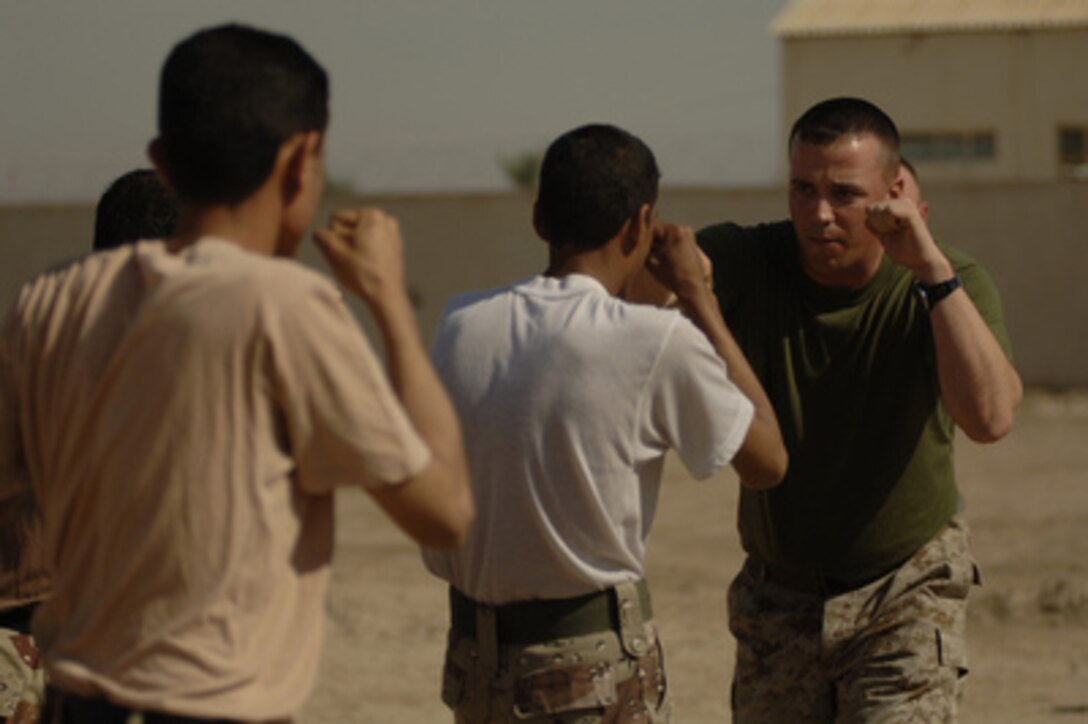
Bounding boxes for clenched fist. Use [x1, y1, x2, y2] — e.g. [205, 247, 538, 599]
[866, 198, 951, 282]
[314, 208, 406, 303]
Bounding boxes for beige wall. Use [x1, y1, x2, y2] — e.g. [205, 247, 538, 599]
[1, 183, 1084, 386]
[780, 29, 1088, 182]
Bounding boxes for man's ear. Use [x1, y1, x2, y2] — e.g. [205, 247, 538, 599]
[621, 203, 654, 255]
[279, 134, 313, 204]
[888, 172, 905, 199]
[637, 203, 654, 237]
[147, 138, 177, 194]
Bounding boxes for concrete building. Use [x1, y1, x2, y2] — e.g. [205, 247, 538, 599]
[772, 0, 1088, 182]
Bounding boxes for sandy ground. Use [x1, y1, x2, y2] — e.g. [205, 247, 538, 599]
[299, 390, 1088, 723]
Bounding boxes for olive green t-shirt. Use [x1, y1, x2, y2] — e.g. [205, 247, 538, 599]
[697, 220, 1013, 584]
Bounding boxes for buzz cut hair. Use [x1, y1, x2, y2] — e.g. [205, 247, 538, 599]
[790, 97, 901, 181]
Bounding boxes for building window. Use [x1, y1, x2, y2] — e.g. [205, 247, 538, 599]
[1058, 127, 1088, 178]
[900, 131, 996, 161]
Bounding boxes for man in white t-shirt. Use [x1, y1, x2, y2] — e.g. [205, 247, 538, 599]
[425, 124, 787, 723]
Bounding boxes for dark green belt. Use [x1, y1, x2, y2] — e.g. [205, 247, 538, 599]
[449, 580, 652, 646]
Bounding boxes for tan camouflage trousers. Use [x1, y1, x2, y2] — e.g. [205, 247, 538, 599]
[0, 629, 44, 724]
[441, 585, 671, 723]
[729, 517, 978, 723]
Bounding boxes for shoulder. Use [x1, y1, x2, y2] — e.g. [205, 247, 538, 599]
[697, 219, 794, 250]
[937, 243, 1002, 301]
[185, 242, 345, 318]
[235, 250, 339, 301]
[435, 283, 520, 338]
[939, 243, 989, 279]
[696, 220, 796, 277]
[7, 245, 139, 324]
[441, 284, 515, 319]
[696, 220, 797, 307]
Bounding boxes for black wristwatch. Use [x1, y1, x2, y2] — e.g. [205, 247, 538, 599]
[914, 275, 962, 311]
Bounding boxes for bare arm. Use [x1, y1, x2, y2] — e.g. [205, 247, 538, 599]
[646, 223, 788, 489]
[314, 209, 473, 548]
[867, 200, 1023, 442]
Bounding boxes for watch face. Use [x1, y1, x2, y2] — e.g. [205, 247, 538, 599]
[914, 283, 929, 304]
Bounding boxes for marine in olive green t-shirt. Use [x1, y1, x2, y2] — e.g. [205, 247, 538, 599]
[697, 220, 1013, 585]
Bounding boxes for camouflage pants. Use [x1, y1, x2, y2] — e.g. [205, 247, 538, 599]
[729, 517, 979, 723]
[0, 628, 45, 724]
[441, 584, 671, 723]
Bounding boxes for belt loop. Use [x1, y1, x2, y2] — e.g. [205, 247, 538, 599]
[475, 604, 499, 674]
[614, 580, 649, 658]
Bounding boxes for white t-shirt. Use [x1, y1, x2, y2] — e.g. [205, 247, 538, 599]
[424, 274, 753, 604]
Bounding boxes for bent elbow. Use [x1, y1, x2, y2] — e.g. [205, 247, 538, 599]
[446, 495, 476, 547]
[426, 479, 474, 548]
[963, 411, 1015, 444]
[740, 450, 789, 491]
[958, 374, 1023, 444]
[961, 394, 1020, 443]
[423, 486, 476, 550]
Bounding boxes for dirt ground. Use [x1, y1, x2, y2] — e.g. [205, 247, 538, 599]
[299, 389, 1088, 723]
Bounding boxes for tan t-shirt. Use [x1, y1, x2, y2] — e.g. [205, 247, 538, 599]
[0, 238, 430, 719]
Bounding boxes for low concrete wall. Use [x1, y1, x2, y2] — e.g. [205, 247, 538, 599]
[1, 182, 1084, 386]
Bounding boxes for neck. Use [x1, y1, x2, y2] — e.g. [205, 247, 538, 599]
[545, 245, 632, 296]
[168, 190, 284, 256]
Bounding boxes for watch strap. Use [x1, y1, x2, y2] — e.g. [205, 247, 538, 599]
[915, 275, 962, 311]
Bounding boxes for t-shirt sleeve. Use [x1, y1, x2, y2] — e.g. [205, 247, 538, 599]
[268, 280, 431, 494]
[647, 318, 755, 480]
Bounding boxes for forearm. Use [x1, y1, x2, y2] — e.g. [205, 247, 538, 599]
[908, 247, 1023, 442]
[678, 286, 787, 488]
[368, 289, 455, 446]
[928, 289, 1022, 442]
[314, 207, 472, 545]
[364, 287, 474, 546]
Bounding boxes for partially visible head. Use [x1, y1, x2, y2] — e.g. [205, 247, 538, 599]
[787, 97, 904, 287]
[93, 169, 179, 251]
[152, 24, 329, 207]
[534, 124, 660, 250]
[898, 157, 929, 220]
[789, 97, 900, 182]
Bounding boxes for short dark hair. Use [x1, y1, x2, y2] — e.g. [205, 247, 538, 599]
[789, 97, 900, 178]
[535, 124, 660, 250]
[157, 24, 328, 205]
[93, 169, 179, 251]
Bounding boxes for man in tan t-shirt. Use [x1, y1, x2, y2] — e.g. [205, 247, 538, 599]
[0, 168, 182, 724]
[0, 23, 472, 723]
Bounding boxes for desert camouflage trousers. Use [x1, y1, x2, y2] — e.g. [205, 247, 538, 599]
[441, 584, 671, 723]
[729, 517, 979, 723]
[0, 628, 45, 724]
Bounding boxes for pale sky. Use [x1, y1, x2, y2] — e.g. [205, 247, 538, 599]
[0, 1, 787, 203]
